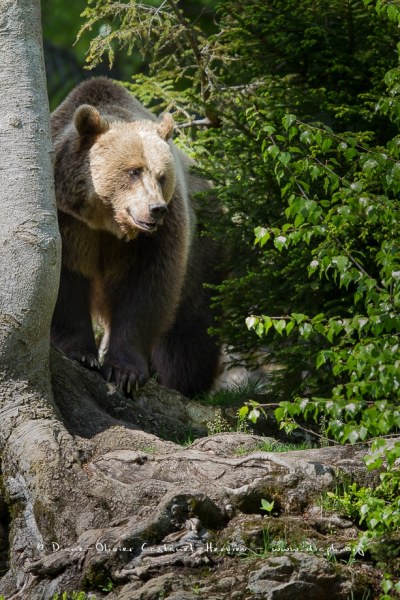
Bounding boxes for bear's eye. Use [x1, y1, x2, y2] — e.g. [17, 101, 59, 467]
[127, 167, 142, 181]
[158, 175, 166, 185]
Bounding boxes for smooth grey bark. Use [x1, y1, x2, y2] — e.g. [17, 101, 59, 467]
[0, 0, 61, 449]
[0, 0, 60, 393]
[0, 0, 70, 594]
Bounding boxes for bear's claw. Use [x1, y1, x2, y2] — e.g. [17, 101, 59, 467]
[101, 360, 148, 396]
[68, 350, 100, 371]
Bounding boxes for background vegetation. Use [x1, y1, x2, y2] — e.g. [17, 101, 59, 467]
[43, 0, 400, 595]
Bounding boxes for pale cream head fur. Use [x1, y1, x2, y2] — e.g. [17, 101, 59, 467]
[73, 105, 176, 240]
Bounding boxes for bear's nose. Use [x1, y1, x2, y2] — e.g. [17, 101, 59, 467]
[149, 203, 168, 221]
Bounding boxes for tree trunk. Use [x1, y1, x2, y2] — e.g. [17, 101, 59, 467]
[0, 0, 71, 594]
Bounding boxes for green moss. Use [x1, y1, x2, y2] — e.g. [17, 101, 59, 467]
[368, 533, 400, 575]
[33, 499, 58, 542]
[82, 564, 114, 592]
[139, 445, 157, 454]
[240, 516, 318, 554]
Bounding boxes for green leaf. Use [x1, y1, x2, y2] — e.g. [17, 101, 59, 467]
[255, 322, 264, 337]
[300, 130, 313, 144]
[332, 256, 349, 273]
[286, 320, 295, 335]
[292, 313, 308, 324]
[248, 408, 260, 423]
[321, 138, 332, 153]
[316, 350, 332, 369]
[262, 316, 273, 335]
[274, 235, 288, 251]
[387, 3, 400, 22]
[246, 316, 258, 330]
[274, 319, 287, 335]
[274, 407, 285, 421]
[368, 518, 379, 530]
[238, 405, 249, 421]
[299, 322, 313, 339]
[260, 499, 275, 513]
[282, 114, 296, 131]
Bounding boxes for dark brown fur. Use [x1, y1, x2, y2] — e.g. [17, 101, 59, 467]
[51, 77, 220, 397]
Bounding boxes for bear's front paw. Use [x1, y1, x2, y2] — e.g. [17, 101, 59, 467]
[67, 350, 100, 371]
[101, 357, 149, 394]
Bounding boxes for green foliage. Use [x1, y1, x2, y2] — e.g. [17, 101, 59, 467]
[246, 106, 400, 443]
[51, 593, 95, 600]
[99, 578, 114, 592]
[238, 399, 264, 425]
[381, 575, 400, 600]
[355, 440, 400, 544]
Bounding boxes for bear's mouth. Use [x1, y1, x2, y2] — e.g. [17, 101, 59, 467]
[133, 219, 158, 232]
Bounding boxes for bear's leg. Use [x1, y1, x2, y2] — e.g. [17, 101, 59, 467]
[51, 268, 99, 369]
[152, 296, 220, 398]
[100, 274, 150, 393]
[152, 235, 222, 398]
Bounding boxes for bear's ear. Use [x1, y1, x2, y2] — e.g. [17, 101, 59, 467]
[157, 113, 174, 140]
[74, 104, 109, 137]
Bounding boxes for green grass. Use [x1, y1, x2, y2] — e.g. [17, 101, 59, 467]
[196, 377, 270, 407]
[233, 438, 314, 456]
[258, 439, 314, 452]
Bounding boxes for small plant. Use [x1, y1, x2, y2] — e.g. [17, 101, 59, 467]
[317, 476, 357, 515]
[192, 583, 202, 595]
[100, 578, 114, 593]
[260, 499, 275, 514]
[206, 409, 231, 435]
[245, 527, 275, 556]
[178, 434, 195, 447]
[206, 405, 259, 436]
[235, 407, 252, 433]
[246, 526, 319, 558]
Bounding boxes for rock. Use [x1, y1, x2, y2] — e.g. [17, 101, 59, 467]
[247, 552, 351, 599]
[166, 593, 200, 600]
[191, 433, 275, 456]
[214, 576, 236, 592]
[111, 573, 176, 600]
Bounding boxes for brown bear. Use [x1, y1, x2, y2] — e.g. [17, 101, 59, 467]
[50, 77, 220, 398]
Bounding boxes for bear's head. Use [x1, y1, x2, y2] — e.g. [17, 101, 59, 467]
[73, 104, 176, 241]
